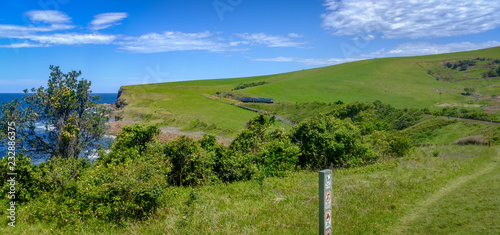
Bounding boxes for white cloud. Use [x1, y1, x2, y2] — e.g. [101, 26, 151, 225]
[235, 33, 306, 47]
[322, 0, 500, 39]
[116, 31, 234, 53]
[352, 34, 375, 41]
[0, 42, 48, 48]
[288, 33, 303, 38]
[90, 13, 128, 30]
[247, 41, 500, 66]
[248, 56, 363, 66]
[22, 33, 117, 45]
[25, 10, 71, 24]
[249, 56, 297, 62]
[0, 24, 75, 37]
[370, 41, 500, 57]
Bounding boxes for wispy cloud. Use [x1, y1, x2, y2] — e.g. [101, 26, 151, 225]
[365, 41, 500, 57]
[288, 33, 303, 38]
[0, 41, 48, 48]
[248, 56, 362, 66]
[352, 34, 375, 41]
[0, 11, 117, 47]
[0, 24, 71, 38]
[116, 31, 235, 53]
[90, 12, 128, 30]
[22, 33, 117, 45]
[248, 41, 500, 66]
[24, 10, 71, 24]
[322, 0, 500, 39]
[235, 32, 307, 47]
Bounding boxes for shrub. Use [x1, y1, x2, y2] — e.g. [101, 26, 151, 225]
[98, 124, 160, 165]
[388, 131, 413, 157]
[0, 153, 40, 203]
[76, 157, 170, 222]
[291, 116, 377, 169]
[229, 114, 276, 154]
[0, 154, 91, 204]
[164, 136, 216, 186]
[22, 156, 170, 226]
[257, 128, 299, 177]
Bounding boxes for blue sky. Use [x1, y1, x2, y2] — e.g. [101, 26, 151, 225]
[1, 0, 499, 93]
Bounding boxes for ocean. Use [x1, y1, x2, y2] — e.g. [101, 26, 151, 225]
[0, 93, 118, 107]
[0, 93, 118, 164]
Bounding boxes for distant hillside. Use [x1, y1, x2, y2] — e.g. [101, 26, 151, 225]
[117, 47, 500, 134]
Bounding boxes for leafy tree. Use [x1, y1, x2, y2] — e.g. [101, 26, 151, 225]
[0, 65, 110, 158]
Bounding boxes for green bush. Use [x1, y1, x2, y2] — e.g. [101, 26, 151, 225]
[164, 136, 217, 186]
[99, 124, 160, 165]
[388, 131, 413, 157]
[0, 153, 40, 203]
[291, 116, 377, 169]
[75, 157, 170, 222]
[0, 154, 91, 204]
[22, 156, 170, 227]
[257, 128, 299, 177]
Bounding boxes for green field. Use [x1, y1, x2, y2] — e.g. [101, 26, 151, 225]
[118, 47, 500, 134]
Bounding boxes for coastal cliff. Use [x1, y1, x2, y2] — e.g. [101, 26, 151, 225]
[114, 86, 127, 109]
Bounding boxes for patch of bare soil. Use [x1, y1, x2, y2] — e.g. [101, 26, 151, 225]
[435, 103, 481, 108]
[105, 120, 135, 136]
[106, 121, 233, 146]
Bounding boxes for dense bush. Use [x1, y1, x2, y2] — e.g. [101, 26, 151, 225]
[229, 114, 299, 179]
[20, 155, 170, 226]
[164, 136, 217, 186]
[0, 153, 40, 203]
[74, 156, 170, 222]
[291, 116, 377, 169]
[98, 123, 160, 165]
[256, 128, 299, 177]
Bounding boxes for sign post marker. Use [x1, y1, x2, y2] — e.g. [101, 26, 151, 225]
[319, 169, 332, 235]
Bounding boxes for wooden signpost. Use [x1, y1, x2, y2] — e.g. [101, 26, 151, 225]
[319, 169, 332, 235]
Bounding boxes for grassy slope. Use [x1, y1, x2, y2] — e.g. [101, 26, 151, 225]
[7, 146, 498, 234]
[400, 149, 500, 234]
[119, 47, 500, 133]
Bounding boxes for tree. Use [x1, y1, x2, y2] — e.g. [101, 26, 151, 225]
[0, 65, 110, 158]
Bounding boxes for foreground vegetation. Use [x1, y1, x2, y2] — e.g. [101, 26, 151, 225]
[2, 98, 500, 233]
[1, 145, 498, 234]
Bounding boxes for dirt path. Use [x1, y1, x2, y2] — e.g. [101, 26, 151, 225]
[391, 148, 499, 234]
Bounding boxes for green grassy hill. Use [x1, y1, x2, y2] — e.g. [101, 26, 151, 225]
[117, 47, 500, 134]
